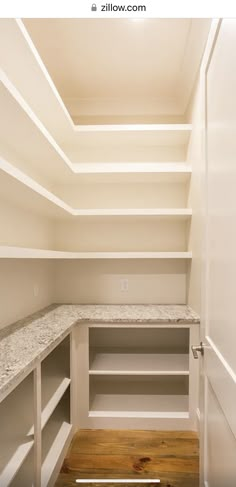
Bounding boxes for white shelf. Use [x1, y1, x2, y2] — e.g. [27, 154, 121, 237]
[71, 162, 192, 180]
[27, 378, 71, 435]
[41, 422, 72, 487]
[0, 381, 71, 485]
[89, 353, 189, 376]
[0, 437, 34, 487]
[69, 208, 192, 218]
[0, 247, 192, 259]
[42, 378, 71, 430]
[89, 394, 189, 418]
[0, 157, 192, 217]
[75, 123, 192, 133]
[0, 75, 192, 179]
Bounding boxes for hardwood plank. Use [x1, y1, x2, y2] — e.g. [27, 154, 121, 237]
[55, 430, 199, 487]
[68, 430, 198, 457]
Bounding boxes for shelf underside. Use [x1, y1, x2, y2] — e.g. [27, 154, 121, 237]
[89, 353, 189, 375]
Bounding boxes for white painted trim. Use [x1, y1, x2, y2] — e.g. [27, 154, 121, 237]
[196, 407, 200, 435]
[205, 336, 236, 438]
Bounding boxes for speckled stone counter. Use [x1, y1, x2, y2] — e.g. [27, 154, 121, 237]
[0, 304, 200, 402]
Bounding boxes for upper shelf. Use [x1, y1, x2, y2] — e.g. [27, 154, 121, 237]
[0, 157, 192, 218]
[0, 247, 192, 260]
[0, 71, 192, 180]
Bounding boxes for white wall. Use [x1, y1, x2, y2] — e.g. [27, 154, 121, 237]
[0, 196, 55, 329]
[0, 259, 54, 329]
[54, 259, 187, 304]
[0, 198, 54, 249]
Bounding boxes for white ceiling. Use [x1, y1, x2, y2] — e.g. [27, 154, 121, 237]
[23, 19, 211, 121]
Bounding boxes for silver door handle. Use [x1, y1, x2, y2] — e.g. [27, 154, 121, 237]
[191, 342, 205, 359]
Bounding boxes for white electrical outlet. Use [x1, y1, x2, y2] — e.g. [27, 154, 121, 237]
[120, 278, 128, 292]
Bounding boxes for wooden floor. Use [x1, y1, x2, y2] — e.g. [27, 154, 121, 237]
[55, 430, 199, 487]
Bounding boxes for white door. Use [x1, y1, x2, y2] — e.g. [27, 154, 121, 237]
[200, 19, 236, 487]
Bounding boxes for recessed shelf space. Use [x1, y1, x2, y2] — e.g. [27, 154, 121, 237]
[41, 389, 72, 487]
[40, 336, 70, 431]
[89, 375, 189, 419]
[0, 372, 34, 487]
[88, 328, 190, 420]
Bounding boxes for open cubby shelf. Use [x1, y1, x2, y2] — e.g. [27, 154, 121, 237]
[89, 394, 189, 419]
[0, 372, 34, 487]
[0, 334, 72, 487]
[84, 327, 193, 425]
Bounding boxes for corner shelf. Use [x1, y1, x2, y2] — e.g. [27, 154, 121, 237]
[0, 247, 192, 259]
[0, 157, 192, 217]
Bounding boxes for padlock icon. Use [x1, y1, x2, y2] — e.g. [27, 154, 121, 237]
[91, 3, 97, 11]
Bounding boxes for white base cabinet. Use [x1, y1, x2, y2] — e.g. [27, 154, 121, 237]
[0, 333, 74, 487]
[76, 323, 199, 431]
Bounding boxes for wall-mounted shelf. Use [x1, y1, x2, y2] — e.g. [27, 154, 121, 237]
[0, 247, 192, 259]
[1, 157, 192, 218]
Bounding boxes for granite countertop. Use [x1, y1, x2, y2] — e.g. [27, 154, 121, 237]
[0, 304, 200, 402]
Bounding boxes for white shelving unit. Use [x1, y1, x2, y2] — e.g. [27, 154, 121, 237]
[0, 372, 34, 487]
[0, 334, 74, 487]
[42, 389, 72, 487]
[77, 324, 199, 430]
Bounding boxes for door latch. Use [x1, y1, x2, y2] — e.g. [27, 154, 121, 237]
[191, 342, 205, 359]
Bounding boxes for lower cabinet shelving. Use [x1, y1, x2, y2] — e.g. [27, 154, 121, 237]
[0, 372, 34, 487]
[89, 375, 189, 419]
[42, 388, 72, 487]
[0, 333, 73, 487]
[11, 449, 34, 487]
[77, 324, 199, 430]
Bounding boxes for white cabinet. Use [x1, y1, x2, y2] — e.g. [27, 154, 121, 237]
[0, 333, 74, 487]
[77, 323, 199, 430]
